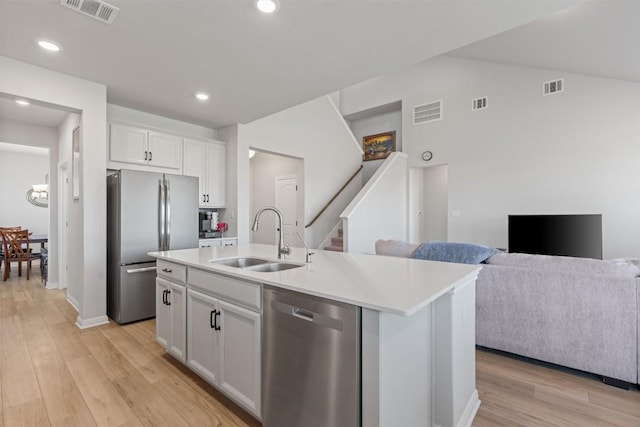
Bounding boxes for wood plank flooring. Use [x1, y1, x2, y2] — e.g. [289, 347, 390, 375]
[1, 270, 639, 426]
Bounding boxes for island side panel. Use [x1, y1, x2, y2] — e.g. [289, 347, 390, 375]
[433, 277, 480, 427]
[362, 305, 432, 426]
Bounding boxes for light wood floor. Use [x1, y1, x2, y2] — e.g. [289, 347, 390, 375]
[1, 269, 639, 426]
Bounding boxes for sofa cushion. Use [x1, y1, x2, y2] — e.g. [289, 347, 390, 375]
[486, 252, 640, 278]
[410, 241, 499, 264]
[375, 239, 419, 258]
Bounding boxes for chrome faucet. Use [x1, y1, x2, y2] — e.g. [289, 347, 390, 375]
[251, 207, 291, 259]
[295, 231, 313, 263]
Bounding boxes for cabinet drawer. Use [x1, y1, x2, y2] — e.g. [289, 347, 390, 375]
[188, 268, 261, 311]
[157, 260, 186, 284]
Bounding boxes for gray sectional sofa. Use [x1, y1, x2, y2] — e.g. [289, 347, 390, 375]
[374, 240, 640, 386]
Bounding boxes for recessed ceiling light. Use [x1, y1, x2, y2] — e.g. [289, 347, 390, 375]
[195, 92, 210, 101]
[256, 0, 279, 14]
[15, 99, 30, 106]
[37, 39, 62, 52]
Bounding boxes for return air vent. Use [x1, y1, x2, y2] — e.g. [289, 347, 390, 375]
[543, 79, 564, 96]
[413, 100, 442, 125]
[472, 97, 488, 111]
[60, 0, 119, 24]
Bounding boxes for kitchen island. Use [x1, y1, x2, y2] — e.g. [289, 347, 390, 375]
[150, 243, 481, 427]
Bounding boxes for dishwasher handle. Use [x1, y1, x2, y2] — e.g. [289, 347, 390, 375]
[271, 300, 343, 331]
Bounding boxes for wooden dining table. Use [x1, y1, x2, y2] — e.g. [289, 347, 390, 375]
[0, 234, 48, 250]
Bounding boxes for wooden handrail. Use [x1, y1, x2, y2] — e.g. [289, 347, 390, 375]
[305, 165, 363, 228]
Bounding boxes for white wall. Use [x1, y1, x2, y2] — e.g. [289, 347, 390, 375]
[342, 153, 408, 254]
[107, 104, 217, 140]
[249, 152, 302, 246]
[347, 110, 402, 183]
[239, 96, 363, 248]
[340, 56, 640, 258]
[0, 143, 49, 235]
[1, 56, 108, 327]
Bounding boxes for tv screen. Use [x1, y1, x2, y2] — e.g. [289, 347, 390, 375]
[508, 214, 602, 259]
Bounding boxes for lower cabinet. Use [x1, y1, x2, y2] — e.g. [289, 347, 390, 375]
[187, 288, 261, 418]
[156, 277, 186, 363]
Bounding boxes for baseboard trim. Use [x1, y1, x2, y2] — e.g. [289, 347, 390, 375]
[457, 389, 481, 427]
[66, 294, 80, 312]
[75, 315, 109, 329]
[46, 281, 59, 290]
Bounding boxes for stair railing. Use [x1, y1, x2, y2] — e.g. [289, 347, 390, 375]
[305, 165, 363, 229]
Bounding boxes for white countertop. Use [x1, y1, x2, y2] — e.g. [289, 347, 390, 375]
[149, 244, 481, 316]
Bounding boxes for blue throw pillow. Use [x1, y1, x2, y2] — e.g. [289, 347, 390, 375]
[410, 241, 499, 264]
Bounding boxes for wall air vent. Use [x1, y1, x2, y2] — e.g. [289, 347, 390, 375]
[413, 100, 442, 125]
[543, 79, 564, 96]
[60, 0, 119, 24]
[472, 97, 488, 111]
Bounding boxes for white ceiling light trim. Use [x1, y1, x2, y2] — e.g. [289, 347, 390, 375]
[256, 0, 280, 14]
[37, 39, 62, 52]
[195, 92, 210, 101]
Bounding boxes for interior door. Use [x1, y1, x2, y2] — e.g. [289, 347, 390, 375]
[275, 175, 298, 247]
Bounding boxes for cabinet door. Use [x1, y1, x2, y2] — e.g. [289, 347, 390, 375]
[110, 123, 147, 165]
[183, 139, 207, 206]
[148, 131, 182, 170]
[155, 278, 171, 349]
[199, 239, 222, 248]
[220, 238, 237, 248]
[187, 289, 220, 386]
[205, 143, 226, 207]
[167, 281, 187, 363]
[218, 299, 261, 417]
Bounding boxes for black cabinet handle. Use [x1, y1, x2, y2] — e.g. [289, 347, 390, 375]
[214, 310, 221, 331]
[206, 194, 209, 203]
[162, 289, 167, 305]
[210, 310, 216, 328]
[203, 194, 206, 203]
[149, 151, 152, 161]
[144, 151, 148, 161]
[166, 289, 171, 306]
[162, 268, 172, 273]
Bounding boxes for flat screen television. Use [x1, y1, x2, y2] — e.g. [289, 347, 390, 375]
[508, 214, 602, 259]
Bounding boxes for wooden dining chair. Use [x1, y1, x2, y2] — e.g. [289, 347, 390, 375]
[1, 229, 31, 281]
[0, 226, 21, 272]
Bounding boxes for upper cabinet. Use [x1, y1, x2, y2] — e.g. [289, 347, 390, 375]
[109, 122, 183, 172]
[183, 138, 226, 208]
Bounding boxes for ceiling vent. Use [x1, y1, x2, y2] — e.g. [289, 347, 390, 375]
[413, 100, 442, 125]
[60, 0, 119, 24]
[543, 79, 564, 96]
[472, 97, 488, 111]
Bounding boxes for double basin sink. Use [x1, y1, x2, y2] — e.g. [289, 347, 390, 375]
[212, 257, 302, 273]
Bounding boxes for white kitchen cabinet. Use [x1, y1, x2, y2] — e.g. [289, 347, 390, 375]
[109, 122, 182, 171]
[199, 239, 222, 248]
[199, 237, 237, 248]
[156, 277, 187, 363]
[183, 138, 225, 207]
[186, 286, 261, 418]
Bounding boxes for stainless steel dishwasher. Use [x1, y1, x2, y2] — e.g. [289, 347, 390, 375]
[262, 285, 361, 427]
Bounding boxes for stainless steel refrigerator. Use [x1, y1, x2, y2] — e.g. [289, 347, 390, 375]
[107, 169, 198, 324]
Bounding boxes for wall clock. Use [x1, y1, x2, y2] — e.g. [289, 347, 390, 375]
[421, 151, 433, 161]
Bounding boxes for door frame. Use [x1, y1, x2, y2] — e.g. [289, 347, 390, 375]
[57, 160, 70, 290]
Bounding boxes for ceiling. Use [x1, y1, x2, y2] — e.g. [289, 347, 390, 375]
[0, 95, 69, 128]
[0, 0, 581, 130]
[447, 0, 640, 83]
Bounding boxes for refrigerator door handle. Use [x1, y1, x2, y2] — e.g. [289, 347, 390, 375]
[126, 266, 157, 274]
[158, 179, 166, 250]
[165, 179, 171, 249]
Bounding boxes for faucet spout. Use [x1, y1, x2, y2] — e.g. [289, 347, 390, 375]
[251, 207, 290, 259]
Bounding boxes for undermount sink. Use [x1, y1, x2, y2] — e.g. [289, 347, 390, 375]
[212, 257, 303, 272]
[243, 262, 302, 272]
[212, 257, 270, 268]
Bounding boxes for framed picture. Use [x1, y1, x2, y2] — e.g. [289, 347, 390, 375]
[72, 126, 80, 200]
[362, 131, 396, 162]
